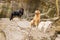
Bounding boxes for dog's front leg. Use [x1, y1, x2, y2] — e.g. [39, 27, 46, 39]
[44, 27, 47, 33]
[35, 22, 38, 28]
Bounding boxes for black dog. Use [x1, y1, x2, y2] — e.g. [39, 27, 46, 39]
[10, 8, 24, 20]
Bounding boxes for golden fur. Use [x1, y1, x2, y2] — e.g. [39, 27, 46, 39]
[30, 10, 40, 27]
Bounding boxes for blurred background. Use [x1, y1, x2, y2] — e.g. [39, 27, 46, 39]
[0, 0, 59, 18]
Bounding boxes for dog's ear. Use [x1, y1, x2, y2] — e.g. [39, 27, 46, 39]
[19, 8, 24, 12]
[21, 8, 24, 11]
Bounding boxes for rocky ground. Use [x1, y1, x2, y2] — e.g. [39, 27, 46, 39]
[0, 18, 60, 40]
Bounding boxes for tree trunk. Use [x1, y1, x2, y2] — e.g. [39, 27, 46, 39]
[56, 0, 59, 17]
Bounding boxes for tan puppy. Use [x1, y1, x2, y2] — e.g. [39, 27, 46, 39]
[30, 10, 40, 27]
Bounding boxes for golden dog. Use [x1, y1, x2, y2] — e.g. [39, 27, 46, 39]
[30, 10, 40, 27]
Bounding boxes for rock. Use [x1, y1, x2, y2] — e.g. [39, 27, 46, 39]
[0, 30, 6, 40]
[0, 18, 29, 40]
[55, 34, 60, 40]
[17, 21, 31, 29]
[0, 18, 57, 40]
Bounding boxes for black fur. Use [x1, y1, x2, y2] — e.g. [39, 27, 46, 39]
[10, 8, 24, 20]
